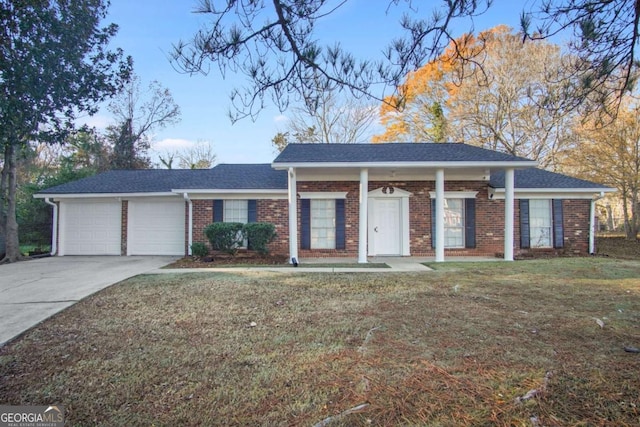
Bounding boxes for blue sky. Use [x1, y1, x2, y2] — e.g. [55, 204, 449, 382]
[91, 0, 525, 165]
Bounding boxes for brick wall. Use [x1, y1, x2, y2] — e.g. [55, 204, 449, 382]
[258, 199, 289, 254]
[294, 181, 593, 257]
[192, 200, 213, 247]
[561, 199, 590, 254]
[186, 188, 593, 258]
[297, 181, 359, 257]
[190, 198, 289, 255]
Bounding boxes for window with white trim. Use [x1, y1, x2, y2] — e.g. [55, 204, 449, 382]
[310, 199, 336, 249]
[529, 199, 552, 248]
[224, 199, 248, 247]
[224, 200, 248, 223]
[444, 198, 465, 248]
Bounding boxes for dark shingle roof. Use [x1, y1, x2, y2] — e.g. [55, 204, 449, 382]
[490, 168, 612, 190]
[175, 164, 287, 190]
[37, 164, 288, 195]
[273, 142, 534, 164]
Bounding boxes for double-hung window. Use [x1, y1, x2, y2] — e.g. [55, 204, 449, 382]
[223, 199, 248, 247]
[528, 199, 552, 248]
[430, 192, 477, 250]
[443, 198, 465, 248]
[310, 199, 336, 249]
[224, 200, 248, 224]
[300, 192, 346, 251]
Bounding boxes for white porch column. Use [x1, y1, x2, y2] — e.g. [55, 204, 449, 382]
[358, 168, 368, 263]
[504, 168, 515, 261]
[288, 167, 298, 263]
[435, 168, 445, 262]
[589, 198, 596, 254]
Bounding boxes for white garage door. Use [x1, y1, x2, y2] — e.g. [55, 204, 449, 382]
[59, 200, 121, 255]
[128, 199, 185, 255]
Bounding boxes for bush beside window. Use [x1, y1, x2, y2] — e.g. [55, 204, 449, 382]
[244, 222, 277, 255]
[190, 242, 209, 258]
[203, 222, 277, 256]
[204, 222, 245, 255]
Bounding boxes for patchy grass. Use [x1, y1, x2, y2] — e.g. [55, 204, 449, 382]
[297, 263, 390, 268]
[1, 259, 640, 426]
[597, 236, 640, 259]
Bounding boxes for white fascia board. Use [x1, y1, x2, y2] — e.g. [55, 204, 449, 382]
[272, 160, 537, 169]
[299, 191, 348, 199]
[429, 191, 479, 199]
[489, 187, 615, 200]
[172, 189, 287, 194]
[173, 189, 288, 200]
[33, 192, 177, 199]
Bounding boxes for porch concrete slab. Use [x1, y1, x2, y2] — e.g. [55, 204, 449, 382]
[0, 256, 176, 346]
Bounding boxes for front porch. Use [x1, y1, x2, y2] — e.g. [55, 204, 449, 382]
[283, 167, 521, 264]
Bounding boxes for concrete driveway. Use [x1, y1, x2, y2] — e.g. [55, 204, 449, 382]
[0, 256, 175, 346]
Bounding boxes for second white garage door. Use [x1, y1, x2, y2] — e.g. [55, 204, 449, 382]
[127, 199, 185, 255]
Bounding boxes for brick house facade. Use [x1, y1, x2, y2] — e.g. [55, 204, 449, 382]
[36, 143, 612, 260]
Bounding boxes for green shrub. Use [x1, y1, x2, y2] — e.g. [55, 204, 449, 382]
[190, 242, 209, 258]
[204, 222, 245, 255]
[244, 222, 277, 255]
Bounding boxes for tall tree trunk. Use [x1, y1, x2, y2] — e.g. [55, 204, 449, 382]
[631, 191, 640, 240]
[0, 144, 7, 251]
[1, 143, 21, 263]
[622, 192, 631, 238]
[605, 203, 615, 231]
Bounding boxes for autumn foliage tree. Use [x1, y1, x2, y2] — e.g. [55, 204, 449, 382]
[373, 53, 455, 143]
[565, 99, 640, 240]
[375, 26, 577, 171]
[172, 1, 639, 122]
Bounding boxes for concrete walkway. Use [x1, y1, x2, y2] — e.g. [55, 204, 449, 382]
[152, 256, 499, 274]
[0, 256, 176, 346]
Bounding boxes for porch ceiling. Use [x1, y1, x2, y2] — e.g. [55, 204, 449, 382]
[293, 166, 492, 182]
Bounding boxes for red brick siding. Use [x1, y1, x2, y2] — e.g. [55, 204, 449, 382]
[257, 199, 289, 254]
[192, 200, 213, 247]
[189, 199, 289, 255]
[185, 188, 593, 258]
[297, 181, 359, 257]
[560, 199, 590, 254]
[294, 181, 593, 257]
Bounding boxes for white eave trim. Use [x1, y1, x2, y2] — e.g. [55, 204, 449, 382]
[429, 191, 479, 199]
[299, 191, 348, 199]
[33, 192, 178, 199]
[272, 160, 537, 169]
[173, 189, 288, 200]
[489, 187, 615, 200]
[171, 189, 287, 194]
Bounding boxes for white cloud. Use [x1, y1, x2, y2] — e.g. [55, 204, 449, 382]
[76, 114, 111, 130]
[273, 114, 289, 123]
[153, 138, 195, 151]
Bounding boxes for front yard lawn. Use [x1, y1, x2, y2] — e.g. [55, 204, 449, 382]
[1, 258, 639, 426]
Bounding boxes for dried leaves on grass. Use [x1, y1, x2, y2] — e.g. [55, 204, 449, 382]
[1, 259, 640, 426]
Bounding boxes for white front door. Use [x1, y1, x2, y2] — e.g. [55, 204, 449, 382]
[371, 198, 401, 255]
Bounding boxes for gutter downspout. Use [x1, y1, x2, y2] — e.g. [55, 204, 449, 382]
[44, 198, 58, 255]
[590, 191, 605, 254]
[183, 193, 193, 256]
